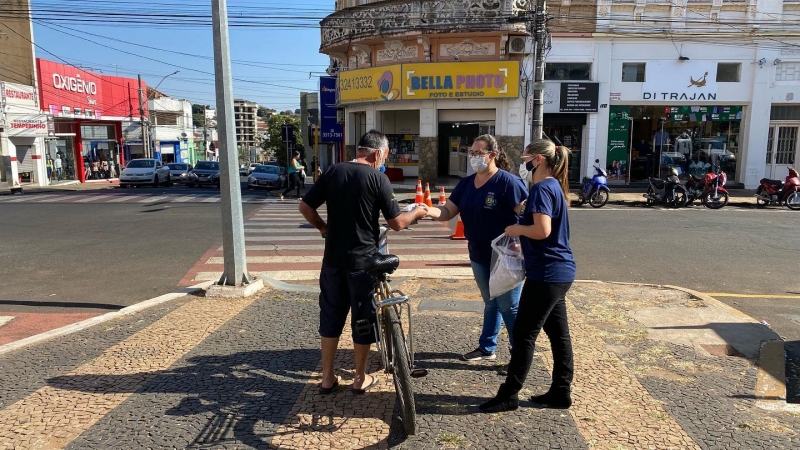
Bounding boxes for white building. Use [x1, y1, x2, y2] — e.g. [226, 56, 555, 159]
[0, 81, 48, 189]
[149, 96, 194, 164]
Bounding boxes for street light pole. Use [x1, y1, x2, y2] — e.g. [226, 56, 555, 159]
[211, 0, 251, 287]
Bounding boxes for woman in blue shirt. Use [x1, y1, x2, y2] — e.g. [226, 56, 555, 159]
[425, 135, 528, 362]
[479, 139, 576, 413]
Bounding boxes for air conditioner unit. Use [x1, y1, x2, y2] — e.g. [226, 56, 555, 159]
[508, 36, 533, 54]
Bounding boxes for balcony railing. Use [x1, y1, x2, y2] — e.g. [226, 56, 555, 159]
[321, 0, 532, 50]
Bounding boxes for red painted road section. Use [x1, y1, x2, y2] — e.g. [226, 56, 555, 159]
[0, 312, 103, 346]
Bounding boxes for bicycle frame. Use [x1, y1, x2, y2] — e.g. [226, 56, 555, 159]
[372, 282, 414, 371]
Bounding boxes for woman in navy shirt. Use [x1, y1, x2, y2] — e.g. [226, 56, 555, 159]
[425, 135, 528, 362]
[479, 139, 576, 413]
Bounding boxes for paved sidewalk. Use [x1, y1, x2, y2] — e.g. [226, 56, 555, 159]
[0, 279, 797, 449]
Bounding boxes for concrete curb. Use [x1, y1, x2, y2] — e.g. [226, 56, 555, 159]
[575, 279, 793, 407]
[0, 281, 213, 357]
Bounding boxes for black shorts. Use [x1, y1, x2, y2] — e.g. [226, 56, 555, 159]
[318, 264, 377, 345]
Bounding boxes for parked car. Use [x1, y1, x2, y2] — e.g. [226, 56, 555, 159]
[189, 161, 221, 188]
[247, 164, 285, 190]
[120, 158, 171, 188]
[168, 163, 193, 185]
[239, 165, 249, 177]
[264, 161, 288, 188]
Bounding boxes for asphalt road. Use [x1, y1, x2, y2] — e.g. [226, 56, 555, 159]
[1, 187, 798, 340]
[0, 186, 260, 314]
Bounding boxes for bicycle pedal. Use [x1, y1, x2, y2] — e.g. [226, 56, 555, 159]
[410, 368, 428, 378]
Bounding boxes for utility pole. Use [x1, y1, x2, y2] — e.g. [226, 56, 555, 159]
[211, 0, 252, 287]
[203, 106, 208, 161]
[531, 0, 547, 141]
[138, 74, 149, 158]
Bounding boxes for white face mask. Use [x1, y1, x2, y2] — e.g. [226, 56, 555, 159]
[519, 163, 532, 182]
[470, 156, 489, 173]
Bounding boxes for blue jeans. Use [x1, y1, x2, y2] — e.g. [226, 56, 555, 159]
[471, 261, 521, 354]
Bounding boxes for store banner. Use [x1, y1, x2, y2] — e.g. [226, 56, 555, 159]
[338, 65, 402, 105]
[642, 61, 718, 101]
[6, 114, 48, 137]
[403, 61, 519, 100]
[607, 106, 631, 169]
[36, 58, 146, 120]
[319, 76, 343, 142]
[663, 105, 743, 122]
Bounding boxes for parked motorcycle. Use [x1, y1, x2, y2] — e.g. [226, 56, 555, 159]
[578, 161, 611, 208]
[685, 168, 729, 209]
[755, 168, 800, 210]
[644, 168, 687, 207]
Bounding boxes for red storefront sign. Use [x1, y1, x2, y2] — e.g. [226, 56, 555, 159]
[36, 58, 147, 120]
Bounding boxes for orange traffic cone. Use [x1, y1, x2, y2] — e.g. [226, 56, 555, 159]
[438, 187, 446, 206]
[450, 214, 466, 240]
[414, 179, 423, 204]
[423, 182, 433, 207]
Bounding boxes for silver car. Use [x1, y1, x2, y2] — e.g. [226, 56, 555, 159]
[120, 158, 172, 188]
[167, 163, 193, 185]
[247, 164, 285, 190]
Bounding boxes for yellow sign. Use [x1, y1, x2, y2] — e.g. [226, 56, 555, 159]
[402, 61, 520, 100]
[337, 65, 402, 105]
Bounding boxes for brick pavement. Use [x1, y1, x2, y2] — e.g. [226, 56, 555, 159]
[0, 280, 796, 448]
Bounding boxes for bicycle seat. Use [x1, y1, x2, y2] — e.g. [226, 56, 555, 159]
[365, 253, 400, 275]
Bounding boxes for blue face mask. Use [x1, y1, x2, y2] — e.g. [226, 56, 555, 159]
[379, 164, 386, 173]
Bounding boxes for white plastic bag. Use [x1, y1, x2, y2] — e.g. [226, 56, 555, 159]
[489, 235, 525, 298]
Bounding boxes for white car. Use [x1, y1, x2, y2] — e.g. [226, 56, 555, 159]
[119, 158, 172, 188]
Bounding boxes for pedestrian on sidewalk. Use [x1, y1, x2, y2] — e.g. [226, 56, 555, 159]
[479, 139, 576, 413]
[280, 151, 304, 201]
[299, 129, 427, 394]
[424, 134, 528, 362]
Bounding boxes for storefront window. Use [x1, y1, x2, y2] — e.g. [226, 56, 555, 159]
[50, 139, 77, 181]
[716, 63, 741, 83]
[609, 105, 744, 183]
[545, 63, 591, 81]
[622, 63, 646, 82]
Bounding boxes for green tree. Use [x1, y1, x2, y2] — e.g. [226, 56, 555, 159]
[191, 103, 210, 128]
[267, 114, 303, 168]
[257, 106, 276, 119]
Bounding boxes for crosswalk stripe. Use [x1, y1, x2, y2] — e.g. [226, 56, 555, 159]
[171, 195, 197, 203]
[193, 268, 474, 281]
[0, 316, 13, 327]
[139, 195, 171, 203]
[201, 196, 221, 203]
[228, 243, 467, 251]
[206, 253, 469, 264]
[74, 194, 117, 203]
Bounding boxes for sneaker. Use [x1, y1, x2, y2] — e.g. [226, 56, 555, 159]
[529, 390, 572, 409]
[479, 394, 519, 413]
[462, 348, 496, 361]
[496, 364, 509, 376]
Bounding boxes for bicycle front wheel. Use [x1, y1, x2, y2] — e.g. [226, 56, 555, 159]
[385, 306, 417, 435]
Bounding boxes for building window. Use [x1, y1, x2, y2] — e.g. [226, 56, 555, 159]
[622, 63, 645, 82]
[771, 105, 800, 121]
[716, 63, 741, 82]
[776, 126, 798, 165]
[766, 126, 774, 164]
[545, 63, 591, 81]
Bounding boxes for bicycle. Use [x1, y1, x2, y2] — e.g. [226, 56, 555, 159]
[362, 227, 427, 435]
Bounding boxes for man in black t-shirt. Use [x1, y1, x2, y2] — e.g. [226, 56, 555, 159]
[300, 129, 426, 394]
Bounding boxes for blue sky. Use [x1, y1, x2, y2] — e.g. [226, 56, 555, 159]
[30, 0, 334, 111]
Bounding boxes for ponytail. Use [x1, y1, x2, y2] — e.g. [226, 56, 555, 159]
[553, 146, 570, 198]
[495, 146, 511, 172]
[524, 140, 571, 200]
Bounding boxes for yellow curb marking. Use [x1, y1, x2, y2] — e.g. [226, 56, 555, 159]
[704, 293, 800, 299]
[0, 295, 256, 450]
[536, 300, 701, 450]
[271, 316, 395, 450]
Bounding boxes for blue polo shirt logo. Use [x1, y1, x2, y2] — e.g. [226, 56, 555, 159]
[484, 192, 497, 209]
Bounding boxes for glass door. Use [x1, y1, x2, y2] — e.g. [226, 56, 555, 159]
[765, 125, 799, 179]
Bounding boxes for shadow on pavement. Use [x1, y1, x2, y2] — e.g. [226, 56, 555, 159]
[46, 348, 463, 449]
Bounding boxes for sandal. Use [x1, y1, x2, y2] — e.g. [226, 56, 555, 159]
[319, 377, 340, 395]
[352, 374, 378, 395]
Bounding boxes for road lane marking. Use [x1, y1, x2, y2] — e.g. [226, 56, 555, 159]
[0, 317, 13, 328]
[74, 195, 117, 203]
[205, 253, 470, 264]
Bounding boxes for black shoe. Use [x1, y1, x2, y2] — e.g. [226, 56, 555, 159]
[529, 390, 572, 409]
[478, 394, 519, 413]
